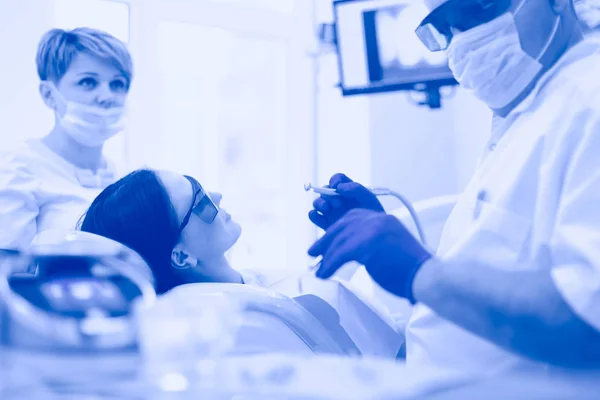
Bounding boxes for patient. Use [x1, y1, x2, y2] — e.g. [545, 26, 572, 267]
[81, 168, 404, 357]
[80, 168, 247, 294]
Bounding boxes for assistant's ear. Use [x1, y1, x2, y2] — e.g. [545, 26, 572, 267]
[39, 81, 57, 111]
[171, 247, 198, 270]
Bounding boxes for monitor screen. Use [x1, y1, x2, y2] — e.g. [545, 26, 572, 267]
[334, 0, 457, 96]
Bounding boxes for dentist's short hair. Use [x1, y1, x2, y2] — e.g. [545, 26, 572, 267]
[36, 27, 133, 87]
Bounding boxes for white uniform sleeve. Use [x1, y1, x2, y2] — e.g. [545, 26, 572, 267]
[550, 111, 600, 331]
[0, 151, 40, 249]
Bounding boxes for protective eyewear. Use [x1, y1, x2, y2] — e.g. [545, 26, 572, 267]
[415, 0, 512, 51]
[180, 175, 219, 229]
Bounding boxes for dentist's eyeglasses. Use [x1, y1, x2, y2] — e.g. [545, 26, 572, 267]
[415, 0, 511, 51]
[180, 175, 219, 230]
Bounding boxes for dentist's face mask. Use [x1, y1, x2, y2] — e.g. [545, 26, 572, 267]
[445, 3, 560, 109]
[46, 82, 127, 147]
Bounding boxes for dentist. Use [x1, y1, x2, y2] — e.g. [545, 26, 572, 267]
[309, 0, 600, 378]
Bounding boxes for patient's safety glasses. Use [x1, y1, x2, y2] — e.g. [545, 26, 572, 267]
[415, 0, 511, 51]
[180, 175, 219, 229]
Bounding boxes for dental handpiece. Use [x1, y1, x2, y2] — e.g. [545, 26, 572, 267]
[303, 183, 339, 196]
[304, 182, 389, 196]
[304, 182, 429, 247]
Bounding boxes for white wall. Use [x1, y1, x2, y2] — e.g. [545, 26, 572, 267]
[315, 54, 372, 186]
[369, 92, 458, 207]
[0, 0, 55, 150]
[314, 3, 372, 188]
[369, 88, 492, 210]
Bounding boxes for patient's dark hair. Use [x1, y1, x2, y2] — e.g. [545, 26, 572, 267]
[80, 169, 183, 294]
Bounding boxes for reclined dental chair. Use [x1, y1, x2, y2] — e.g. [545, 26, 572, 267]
[10, 230, 353, 356]
[161, 283, 357, 356]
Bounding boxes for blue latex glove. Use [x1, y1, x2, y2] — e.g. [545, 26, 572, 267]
[308, 173, 384, 230]
[308, 209, 432, 303]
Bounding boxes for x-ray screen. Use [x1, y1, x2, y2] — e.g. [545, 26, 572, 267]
[334, 0, 456, 96]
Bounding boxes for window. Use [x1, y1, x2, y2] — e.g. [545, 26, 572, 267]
[124, 0, 315, 272]
[157, 22, 291, 271]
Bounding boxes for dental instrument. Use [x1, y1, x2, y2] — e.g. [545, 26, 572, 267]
[304, 182, 428, 247]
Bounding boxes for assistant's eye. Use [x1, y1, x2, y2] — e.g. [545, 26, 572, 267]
[110, 79, 128, 93]
[78, 77, 98, 90]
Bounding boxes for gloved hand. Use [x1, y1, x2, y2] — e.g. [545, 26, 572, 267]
[308, 209, 432, 303]
[308, 173, 384, 230]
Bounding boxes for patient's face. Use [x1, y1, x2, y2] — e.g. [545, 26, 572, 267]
[157, 171, 242, 263]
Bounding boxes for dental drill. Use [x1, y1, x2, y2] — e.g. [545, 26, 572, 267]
[300, 182, 427, 291]
[304, 182, 428, 247]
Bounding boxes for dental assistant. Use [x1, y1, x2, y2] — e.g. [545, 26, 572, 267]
[309, 0, 600, 378]
[0, 27, 132, 252]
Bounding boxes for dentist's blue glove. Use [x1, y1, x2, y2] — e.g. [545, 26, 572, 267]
[308, 209, 431, 303]
[308, 173, 384, 230]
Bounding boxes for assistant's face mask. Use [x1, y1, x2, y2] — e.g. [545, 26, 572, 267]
[46, 82, 126, 148]
[446, 5, 560, 110]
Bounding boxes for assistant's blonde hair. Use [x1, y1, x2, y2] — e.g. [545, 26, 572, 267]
[36, 27, 133, 87]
